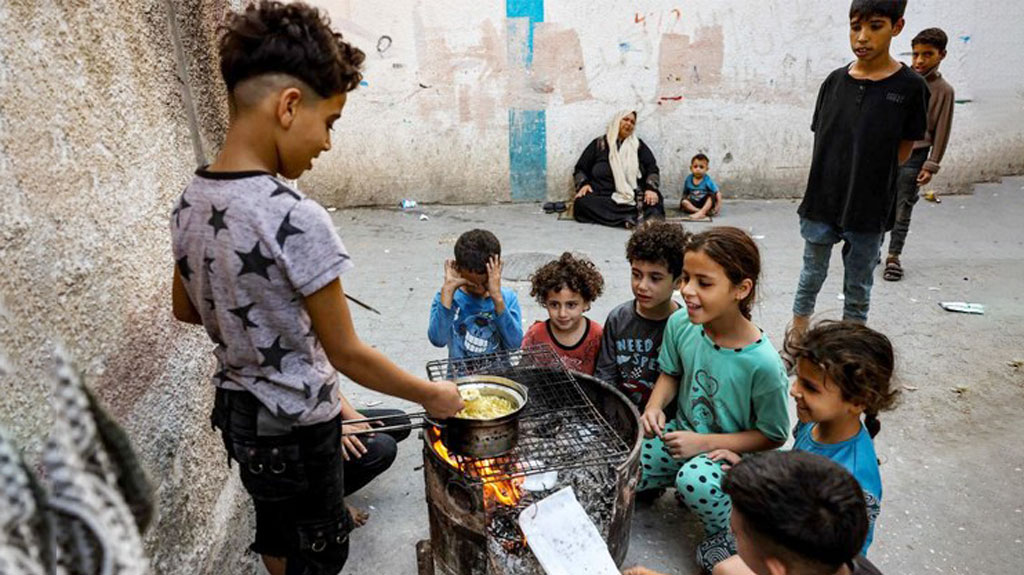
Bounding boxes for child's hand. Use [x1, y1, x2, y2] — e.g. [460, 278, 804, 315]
[443, 259, 468, 290]
[643, 190, 659, 206]
[640, 408, 666, 439]
[575, 184, 593, 198]
[663, 430, 708, 460]
[486, 255, 504, 300]
[423, 380, 465, 419]
[341, 423, 372, 461]
[916, 169, 933, 185]
[708, 448, 742, 470]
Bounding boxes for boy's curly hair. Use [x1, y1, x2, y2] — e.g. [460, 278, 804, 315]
[219, 1, 365, 98]
[785, 321, 900, 438]
[529, 253, 605, 305]
[626, 221, 689, 278]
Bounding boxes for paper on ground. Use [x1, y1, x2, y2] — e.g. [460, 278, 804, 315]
[518, 487, 619, 575]
[939, 302, 985, 315]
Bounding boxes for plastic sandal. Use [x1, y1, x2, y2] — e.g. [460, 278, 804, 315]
[883, 259, 903, 282]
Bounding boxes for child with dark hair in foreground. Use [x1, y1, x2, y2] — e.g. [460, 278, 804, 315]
[428, 229, 524, 359]
[524, 252, 605, 374]
[170, 3, 462, 574]
[625, 451, 883, 575]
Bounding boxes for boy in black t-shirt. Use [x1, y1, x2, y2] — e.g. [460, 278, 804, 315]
[791, 0, 928, 335]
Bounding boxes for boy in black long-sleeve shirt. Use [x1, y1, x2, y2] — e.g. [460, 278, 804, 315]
[791, 0, 928, 335]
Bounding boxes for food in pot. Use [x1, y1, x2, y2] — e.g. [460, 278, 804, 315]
[455, 388, 516, 420]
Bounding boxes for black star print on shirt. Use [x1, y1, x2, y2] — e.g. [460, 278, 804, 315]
[316, 381, 335, 407]
[258, 336, 293, 372]
[213, 368, 233, 385]
[172, 195, 191, 227]
[275, 212, 305, 248]
[208, 205, 229, 237]
[271, 183, 301, 201]
[236, 242, 276, 280]
[303, 382, 314, 399]
[203, 251, 215, 274]
[177, 255, 193, 281]
[276, 404, 304, 422]
[205, 297, 216, 310]
[228, 302, 259, 330]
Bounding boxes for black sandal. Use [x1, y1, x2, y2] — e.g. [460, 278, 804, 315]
[883, 258, 903, 281]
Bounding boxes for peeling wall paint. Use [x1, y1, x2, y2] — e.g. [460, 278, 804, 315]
[306, 0, 1024, 206]
[0, 1, 255, 573]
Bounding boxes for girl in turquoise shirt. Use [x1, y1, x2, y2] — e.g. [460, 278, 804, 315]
[638, 228, 790, 541]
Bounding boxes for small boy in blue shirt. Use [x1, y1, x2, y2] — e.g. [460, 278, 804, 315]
[428, 229, 523, 359]
[679, 153, 721, 218]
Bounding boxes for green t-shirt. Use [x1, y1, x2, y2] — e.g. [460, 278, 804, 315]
[658, 313, 790, 442]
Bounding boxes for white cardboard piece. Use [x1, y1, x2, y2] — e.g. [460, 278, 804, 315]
[518, 487, 619, 575]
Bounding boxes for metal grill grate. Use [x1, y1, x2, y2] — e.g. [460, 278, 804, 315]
[425, 346, 632, 483]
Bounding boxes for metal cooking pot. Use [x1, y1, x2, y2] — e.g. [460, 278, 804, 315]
[440, 375, 529, 459]
[341, 375, 528, 459]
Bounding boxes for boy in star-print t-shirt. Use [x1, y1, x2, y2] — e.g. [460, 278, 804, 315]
[173, 171, 352, 424]
[170, 4, 461, 573]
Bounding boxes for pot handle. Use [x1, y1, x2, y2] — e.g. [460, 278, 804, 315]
[423, 416, 447, 429]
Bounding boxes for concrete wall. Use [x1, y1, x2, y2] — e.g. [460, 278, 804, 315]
[304, 0, 1024, 206]
[0, 0, 255, 573]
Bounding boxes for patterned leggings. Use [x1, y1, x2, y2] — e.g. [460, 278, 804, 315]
[637, 419, 731, 535]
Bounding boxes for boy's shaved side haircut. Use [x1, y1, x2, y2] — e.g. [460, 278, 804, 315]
[724, 451, 870, 573]
[219, 1, 365, 101]
[912, 27, 949, 51]
[626, 220, 689, 278]
[849, 0, 907, 24]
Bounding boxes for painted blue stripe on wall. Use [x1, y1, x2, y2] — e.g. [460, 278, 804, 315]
[506, 0, 546, 202]
[508, 109, 547, 202]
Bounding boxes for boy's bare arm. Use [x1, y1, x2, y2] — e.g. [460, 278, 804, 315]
[171, 267, 202, 325]
[640, 373, 680, 438]
[897, 140, 915, 165]
[623, 567, 670, 575]
[697, 429, 784, 454]
[305, 278, 463, 418]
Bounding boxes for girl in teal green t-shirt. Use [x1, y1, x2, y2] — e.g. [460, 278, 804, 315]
[637, 227, 790, 539]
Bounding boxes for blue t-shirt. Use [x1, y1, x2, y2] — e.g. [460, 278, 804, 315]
[428, 287, 523, 359]
[793, 421, 882, 555]
[683, 174, 720, 202]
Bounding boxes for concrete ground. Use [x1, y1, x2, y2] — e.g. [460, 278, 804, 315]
[319, 177, 1024, 575]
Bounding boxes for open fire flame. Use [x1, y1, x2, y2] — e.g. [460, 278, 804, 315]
[430, 429, 524, 508]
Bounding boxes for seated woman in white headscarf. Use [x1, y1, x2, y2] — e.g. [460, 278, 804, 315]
[572, 110, 664, 227]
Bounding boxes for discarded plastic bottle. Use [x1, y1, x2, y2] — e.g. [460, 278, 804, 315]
[400, 199, 417, 209]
